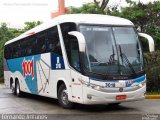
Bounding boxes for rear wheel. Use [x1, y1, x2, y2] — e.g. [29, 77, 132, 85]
[11, 81, 16, 95]
[58, 84, 74, 109]
[15, 80, 22, 97]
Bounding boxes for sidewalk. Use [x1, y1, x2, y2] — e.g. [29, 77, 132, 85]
[0, 83, 4, 88]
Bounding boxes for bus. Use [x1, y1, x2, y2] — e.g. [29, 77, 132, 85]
[4, 14, 154, 108]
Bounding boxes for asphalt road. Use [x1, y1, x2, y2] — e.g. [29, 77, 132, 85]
[0, 84, 160, 120]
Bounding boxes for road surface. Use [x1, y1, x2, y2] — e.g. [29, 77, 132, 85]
[0, 84, 159, 120]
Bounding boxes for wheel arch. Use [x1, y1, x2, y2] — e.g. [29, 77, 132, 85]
[56, 78, 70, 98]
[57, 80, 65, 97]
[15, 77, 20, 89]
[15, 77, 19, 83]
[10, 77, 14, 88]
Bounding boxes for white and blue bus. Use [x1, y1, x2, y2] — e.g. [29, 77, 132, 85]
[4, 14, 154, 108]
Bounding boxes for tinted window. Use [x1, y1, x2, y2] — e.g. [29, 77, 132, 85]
[47, 27, 62, 55]
[4, 26, 61, 59]
[37, 32, 46, 54]
[60, 23, 80, 70]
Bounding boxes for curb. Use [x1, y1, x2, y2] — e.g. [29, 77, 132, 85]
[145, 95, 160, 99]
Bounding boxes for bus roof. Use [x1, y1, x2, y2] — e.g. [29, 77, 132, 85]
[5, 14, 134, 45]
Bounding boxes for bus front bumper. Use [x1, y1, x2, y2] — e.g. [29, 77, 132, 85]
[82, 85, 146, 105]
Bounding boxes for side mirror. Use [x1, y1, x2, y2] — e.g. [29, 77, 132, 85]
[138, 33, 155, 52]
[68, 31, 86, 52]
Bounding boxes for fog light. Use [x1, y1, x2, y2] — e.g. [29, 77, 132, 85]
[87, 94, 92, 100]
[138, 83, 143, 87]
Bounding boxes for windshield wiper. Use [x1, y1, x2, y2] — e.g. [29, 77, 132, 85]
[105, 45, 117, 79]
[119, 45, 136, 74]
[108, 45, 115, 65]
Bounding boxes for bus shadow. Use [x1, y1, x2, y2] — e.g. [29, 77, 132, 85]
[75, 104, 137, 113]
[19, 92, 137, 113]
[21, 92, 59, 106]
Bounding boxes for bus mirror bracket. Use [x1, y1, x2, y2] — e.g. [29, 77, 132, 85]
[138, 33, 155, 52]
[68, 31, 86, 52]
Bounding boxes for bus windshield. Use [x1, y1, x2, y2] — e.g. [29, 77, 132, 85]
[79, 25, 143, 76]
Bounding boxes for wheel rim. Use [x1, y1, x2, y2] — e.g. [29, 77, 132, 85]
[16, 82, 20, 95]
[11, 84, 14, 93]
[61, 89, 69, 105]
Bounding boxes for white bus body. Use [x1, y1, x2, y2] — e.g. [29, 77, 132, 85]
[4, 14, 154, 108]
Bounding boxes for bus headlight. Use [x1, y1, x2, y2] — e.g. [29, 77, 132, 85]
[79, 79, 89, 86]
[138, 81, 146, 87]
[90, 84, 104, 91]
[138, 83, 143, 87]
[79, 79, 104, 91]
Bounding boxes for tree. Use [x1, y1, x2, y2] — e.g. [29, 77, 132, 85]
[68, 3, 105, 14]
[0, 21, 42, 82]
[94, 0, 109, 11]
[68, 0, 115, 14]
[0, 23, 18, 81]
[109, 1, 160, 49]
[24, 21, 42, 31]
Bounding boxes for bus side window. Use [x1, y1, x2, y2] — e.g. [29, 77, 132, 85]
[47, 29, 55, 52]
[4, 45, 10, 59]
[17, 43, 22, 57]
[12, 42, 18, 58]
[4, 46, 8, 59]
[31, 37, 37, 55]
[22, 39, 28, 57]
[47, 27, 62, 56]
[37, 32, 46, 54]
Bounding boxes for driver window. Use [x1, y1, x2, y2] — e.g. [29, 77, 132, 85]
[70, 39, 80, 71]
[60, 22, 80, 71]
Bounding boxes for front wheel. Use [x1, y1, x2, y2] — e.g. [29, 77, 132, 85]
[58, 84, 74, 109]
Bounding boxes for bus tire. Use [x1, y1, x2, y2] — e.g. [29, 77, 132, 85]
[10, 80, 16, 95]
[15, 80, 22, 97]
[58, 84, 74, 109]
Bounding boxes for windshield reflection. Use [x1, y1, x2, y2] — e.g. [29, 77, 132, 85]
[79, 25, 143, 76]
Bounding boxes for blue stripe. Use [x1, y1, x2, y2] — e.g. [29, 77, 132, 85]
[7, 55, 41, 94]
[89, 75, 145, 87]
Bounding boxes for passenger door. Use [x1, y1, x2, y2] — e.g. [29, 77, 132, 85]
[70, 40, 83, 103]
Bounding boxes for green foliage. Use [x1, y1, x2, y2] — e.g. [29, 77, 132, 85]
[0, 21, 42, 83]
[68, 0, 112, 14]
[144, 51, 160, 93]
[110, 1, 160, 50]
[68, 3, 105, 14]
[24, 21, 42, 31]
[0, 23, 21, 82]
[94, 0, 109, 11]
[0, 78, 3, 83]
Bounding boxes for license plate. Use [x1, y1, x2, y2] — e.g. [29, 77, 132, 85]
[116, 95, 127, 100]
[115, 81, 126, 88]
